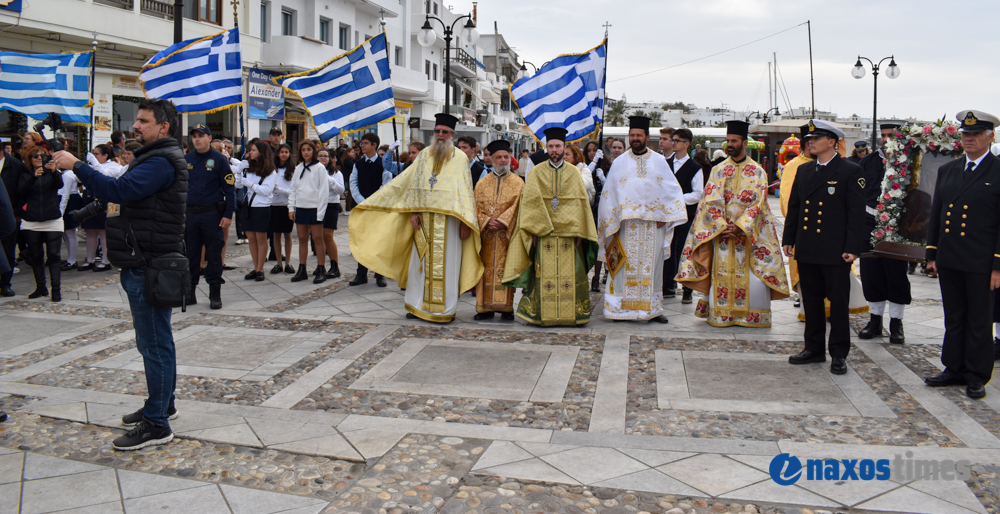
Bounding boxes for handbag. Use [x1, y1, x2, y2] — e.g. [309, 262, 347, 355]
[120, 205, 191, 311]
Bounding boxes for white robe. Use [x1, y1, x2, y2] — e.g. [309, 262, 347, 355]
[404, 215, 463, 320]
[604, 220, 667, 320]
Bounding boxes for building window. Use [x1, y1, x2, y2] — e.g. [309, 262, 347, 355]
[319, 18, 332, 45]
[425, 60, 431, 80]
[425, 0, 431, 14]
[259, 2, 268, 42]
[433, 2, 438, 15]
[280, 8, 294, 36]
[394, 46, 402, 66]
[198, 0, 221, 24]
[433, 63, 438, 82]
[338, 24, 350, 50]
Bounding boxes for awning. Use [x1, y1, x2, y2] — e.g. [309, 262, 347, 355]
[480, 89, 502, 103]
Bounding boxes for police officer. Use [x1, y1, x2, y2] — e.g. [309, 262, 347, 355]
[782, 120, 866, 376]
[185, 124, 236, 309]
[858, 121, 911, 344]
[848, 141, 868, 164]
[924, 110, 1000, 400]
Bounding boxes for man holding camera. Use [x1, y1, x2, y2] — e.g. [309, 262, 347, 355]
[53, 98, 187, 451]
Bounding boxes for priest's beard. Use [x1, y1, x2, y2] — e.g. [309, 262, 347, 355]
[493, 163, 510, 177]
[431, 137, 453, 174]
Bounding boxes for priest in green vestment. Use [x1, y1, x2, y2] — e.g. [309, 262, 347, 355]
[502, 127, 599, 326]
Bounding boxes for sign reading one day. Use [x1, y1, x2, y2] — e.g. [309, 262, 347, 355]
[248, 68, 284, 121]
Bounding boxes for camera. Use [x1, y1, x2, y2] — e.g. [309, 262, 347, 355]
[69, 198, 106, 223]
[32, 113, 65, 154]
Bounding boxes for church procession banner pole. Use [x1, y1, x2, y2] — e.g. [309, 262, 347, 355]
[88, 31, 98, 149]
[598, 22, 610, 150]
[232, 0, 247, 155]
[380, 9, 401, 168]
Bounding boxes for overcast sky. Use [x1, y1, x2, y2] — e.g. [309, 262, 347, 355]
[447, 0, 999, 122]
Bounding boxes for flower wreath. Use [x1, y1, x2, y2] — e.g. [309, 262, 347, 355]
[871, 119, 964, 245]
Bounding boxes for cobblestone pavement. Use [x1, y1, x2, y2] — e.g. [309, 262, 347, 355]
[0, 203, 996, 513]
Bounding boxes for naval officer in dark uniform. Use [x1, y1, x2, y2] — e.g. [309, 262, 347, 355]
[782, 120, 866, 375]
[924, 110, 1000, 399]
[857, 121, 911, 344]
[185, 124, 236, 309]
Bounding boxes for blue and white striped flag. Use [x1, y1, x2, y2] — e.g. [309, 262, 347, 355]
[0, 51, 93, 125]
[275, 33, 394, 143]
[511, 40, 606, 143]
[139, 27, 242, 114]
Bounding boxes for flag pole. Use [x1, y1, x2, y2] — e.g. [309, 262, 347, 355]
[88, 32, 97, 151]
[232, 0, 246, 155]
[598, 23, 610, 150]
[380, 9, 401, 171]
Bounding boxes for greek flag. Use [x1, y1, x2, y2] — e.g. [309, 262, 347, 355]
[139, 28, 242, 114]
[510, 39, 606, 143]
[0, 51, 93, 125]
[275, 33, 394, 143]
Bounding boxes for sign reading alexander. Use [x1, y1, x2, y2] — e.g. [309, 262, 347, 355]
[248, 68, 284, 121]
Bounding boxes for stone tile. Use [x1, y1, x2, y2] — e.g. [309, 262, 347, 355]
[21, 468, 120, 514]
[856, 485, 983, 514]
[117, 469, 206, 500]
[0, 482, 20, 512]
[0, 452, 24, 485]
[472, 441, 535, 471]
[592, 468, 704, 496]
[552, 431, 780, 456]
[340, 429, 407, 460]
[219, 484, 327, 514]
[270, 434, 363, 461]
[540, 447, 648, 485]
[514, 442, 579, 457]
[590, 333, 630, 434]
[183, 422, 263, 448]
[272, 506, 328, 514]
[793, 475, 900, 508]
[657, 454, 768, 497]
[720, 480, 841, 508]
[170, 412, 248, 434]
[123, 484, 231, 514]
[245, 418, 338, 446]
[908, 478, 988, 514]
[23, 453, 105, 479]
[617, 448, 696, 467]
[86, 401, 145, 425]
[476, 457, 581, 484]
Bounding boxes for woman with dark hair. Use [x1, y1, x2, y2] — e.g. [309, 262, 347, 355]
[694, 149, 713, 185]
[583, 139, 610, 291]
[340, 147, 356, 211]
[79, 144, 122, 272]
[269, 144, 295, 274]
[288, 140, 328, 283]
[18, 147, 63, 301]
[240, 141, 277, 281]
[318, 148, 344, 279]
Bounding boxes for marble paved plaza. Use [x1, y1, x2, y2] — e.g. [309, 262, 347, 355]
[0, 201, 998, 513]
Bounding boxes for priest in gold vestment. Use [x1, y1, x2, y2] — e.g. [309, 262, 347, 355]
[598, 116, 688, 322]
[676, 120, 789, 327]
[474, 140, 523, 320]
[348, 113, 483, 323]
[503, 127, 599, 326]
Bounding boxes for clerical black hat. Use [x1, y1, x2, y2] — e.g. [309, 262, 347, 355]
[486, 140, 511, 155]
[956, 110, 998, 132]
[543, 127, 568, 142]
[435, 113, 459, 130]
[629, 116, 651, 133]
[798, 124, 810, 139]
[854, 141, 868, 149]
[726, 120, 750, 138]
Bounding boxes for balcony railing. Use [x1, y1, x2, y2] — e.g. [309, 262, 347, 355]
[94, 0, 134, 9]
[141, 0, 173, 19]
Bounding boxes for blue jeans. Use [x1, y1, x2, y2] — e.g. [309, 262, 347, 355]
[120, 268, 176, 426]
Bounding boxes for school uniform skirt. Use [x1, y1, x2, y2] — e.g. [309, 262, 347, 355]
[294, 207, 319, 225]
[323, 203, 339, 230]
[268, 205, 294, 233]
[244, 207, 271, 233]
[64, 194, 84, 230]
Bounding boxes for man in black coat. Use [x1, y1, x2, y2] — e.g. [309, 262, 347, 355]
[857, 121, 912, 344]
[782, 120, 866, 375]
[0, 150, 28, 297]
[924, 110, 1000, 399]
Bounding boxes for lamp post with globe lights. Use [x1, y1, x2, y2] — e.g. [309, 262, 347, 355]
[852, 56, 900, 148]
[417, 13, 479, 113]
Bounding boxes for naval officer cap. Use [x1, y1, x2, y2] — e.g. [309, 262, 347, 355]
[803, 119, 845, 141]
[879, 120, 907, 131]
[485, 139, 511, 155]
[854, 140, 869, 149]
[956, 110, 999, 132]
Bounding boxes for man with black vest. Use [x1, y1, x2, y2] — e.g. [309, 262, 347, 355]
[664, 128, 704, 303]
[53, 98, 188, 450]
[924, 110, 1000, 399]
[348, 132, 391, 287]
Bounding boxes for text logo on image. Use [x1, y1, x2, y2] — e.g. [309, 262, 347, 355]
[769, 452, 970, 486]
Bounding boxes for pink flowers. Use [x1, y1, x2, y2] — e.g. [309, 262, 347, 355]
[945, 125, 957, 135]
[879, 213, 890, 222]
[928, 141, 938, 151]
[874, 229, 886, 239]
[900, 170, 906, 176]
[891, 183, 901, 190]
[886, 226, 894, 232]
[877, 203, 885, 210]
[883, 193, 892, 200]
[922, 125, 933, 134]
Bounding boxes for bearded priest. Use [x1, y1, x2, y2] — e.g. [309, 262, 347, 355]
[676, 120, 790, 327]
[348, 113, 483, 323]
[474, 139, 524, 320]
[598, 116, 688, 322]
[503, 127, 599, 326]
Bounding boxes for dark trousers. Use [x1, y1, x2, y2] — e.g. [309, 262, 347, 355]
[24, 230, 61, 291]
[938, 266, 994, 385]
[860, 255, 911, 304]
[0, 225, 15, 288]
[799, 262, 852, 358]
[356, 263, 382, 281]
[186, 211, 225, 286]
[665, 220, 693, 292]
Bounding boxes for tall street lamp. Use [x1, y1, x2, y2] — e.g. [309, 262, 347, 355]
[517, 61, 537, 79]
[417, 13, 479, 113]
[852, 55, 900, 148]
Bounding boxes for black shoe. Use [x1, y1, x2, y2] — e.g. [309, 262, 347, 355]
[284, 264, 295, 274]
[663, 290, 677, 298]
[185, 288, 197, 306]
[0, 287, 13, 297]
[78, 262, 93, 271]
[831, 357, 847, 375]
[255, 271, 265, 282]
[244, 270, 257, 280]
[51, 288, 61, 303]
[500, 312, 515, 321]
[94, 263, 112, 272]
[681, 290, 693, 304]
[590, 275, 600, 293]
[793, 298, 801, 308]
[326, 261, 341, 279]
[112, 418, 174, 451]
[375, 275, 386, 288]
[349, 274, 368, 286]
[270, 263, 283, 274]
[313, 265, 327, 284]
[122, 405, 178, 426]
[858, 314, 882, 339]
[61, 261, 77, 271]
[789, 349, 826, 364]
[889, 318, 905, 345]
[967, 382, 987, 399]
[649, 315, 669, 324]
[405, 313, 418, 319]
[995, 338, 1000, 361]
[474, 312, 495, 320]
[925, 370, 965, 387]
[290, 265, 308, 282]
[0, 411, 7, 423]
[209, 283, 222, 310]
[28, 287, 48, 299]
